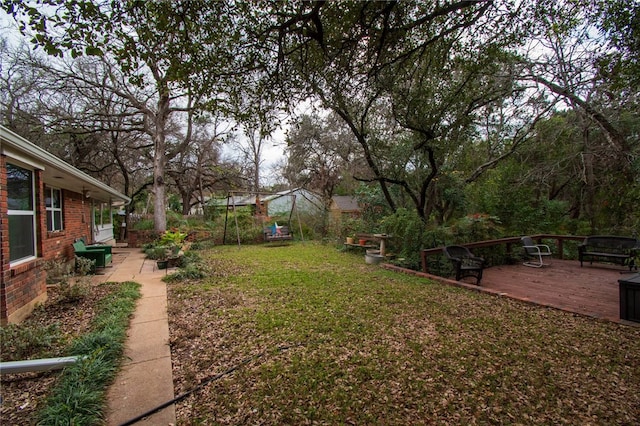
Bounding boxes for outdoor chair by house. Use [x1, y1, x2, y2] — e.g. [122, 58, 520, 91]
[72, 240, 112, 268]
[443, 245, 485, 285]
[521, 236, 552, 268]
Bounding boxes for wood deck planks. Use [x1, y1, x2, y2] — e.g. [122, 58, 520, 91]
[478, 259, 634, 322]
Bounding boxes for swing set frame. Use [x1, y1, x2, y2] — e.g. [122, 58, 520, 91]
[222, 191, 304, 246]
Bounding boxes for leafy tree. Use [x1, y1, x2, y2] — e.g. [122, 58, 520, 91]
[4, 0, 252, 232]
[284, 112, 362, 200]
[261, 0, 539, 223]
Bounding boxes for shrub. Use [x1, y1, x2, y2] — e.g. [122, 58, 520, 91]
[43, 258, 72, 284]
[75, 256, 96, 276]
[163, 264, 207, 283]
[158, 229, 188, 246]
[379, 208, 426, 270]
[58, 279, 91, 303]
[0, 323, 65, 361]
[131, 218, 154, 230]
[145, 245, 170, 260]
[449, 213, 504, 243]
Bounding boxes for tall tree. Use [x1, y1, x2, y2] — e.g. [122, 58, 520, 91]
[259, 1, 535, 222]
[284, 112, 362, 202]
[4, 0, 250, 232]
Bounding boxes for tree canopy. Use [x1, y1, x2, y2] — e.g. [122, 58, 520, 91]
[1, 0, 638, 235]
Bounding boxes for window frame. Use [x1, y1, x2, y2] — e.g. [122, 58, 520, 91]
[45, 186, 64, 232]
[7, 162, 37, 265]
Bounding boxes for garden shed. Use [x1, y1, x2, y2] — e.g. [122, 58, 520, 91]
[330, 195, 361, 221]
[0, 125, 130, 324]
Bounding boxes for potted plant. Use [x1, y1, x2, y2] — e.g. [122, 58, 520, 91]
[145, 230, 188, 269]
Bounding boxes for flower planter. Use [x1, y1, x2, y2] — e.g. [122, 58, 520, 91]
[156, 260, 168, 270]
[167, 256, 182, 268]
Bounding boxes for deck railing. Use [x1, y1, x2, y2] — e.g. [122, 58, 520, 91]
[420, 234, 586, 274]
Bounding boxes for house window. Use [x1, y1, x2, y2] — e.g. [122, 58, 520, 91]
[45, 187, 63, 231]
[7, 163, 36, 263]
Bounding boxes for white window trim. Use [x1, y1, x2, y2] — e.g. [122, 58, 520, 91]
[7, 163, 37, 265]
[45, 186, 64, 231]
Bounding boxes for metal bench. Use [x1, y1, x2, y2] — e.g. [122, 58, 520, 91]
[578, 236, 638, 271]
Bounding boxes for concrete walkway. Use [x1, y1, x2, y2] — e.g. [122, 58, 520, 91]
[95, 248, 176, 426]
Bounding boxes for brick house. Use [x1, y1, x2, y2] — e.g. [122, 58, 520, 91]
[0, 126, 130, 324]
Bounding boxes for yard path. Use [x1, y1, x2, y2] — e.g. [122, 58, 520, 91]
[95, 248, 176, 426]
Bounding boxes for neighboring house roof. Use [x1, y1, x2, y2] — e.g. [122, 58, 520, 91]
[332, 195, 360, 212]
[1, 125, 130, 205]
[267, 188, 323, 207]
[208, 194, 256, 207]
[210, 188, 324, 211]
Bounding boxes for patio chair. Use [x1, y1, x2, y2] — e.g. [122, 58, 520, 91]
[521, 236, 552, 268]
[443, 245, 485, 285]
[72, 240, 112, 268]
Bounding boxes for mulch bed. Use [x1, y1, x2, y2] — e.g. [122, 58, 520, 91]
[1, 282, 117, 425]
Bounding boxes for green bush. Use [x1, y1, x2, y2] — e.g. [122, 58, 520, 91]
[379, 208, 426, 270]
[158, 229, 187, 246]
[145, 246, 170, 260]
[58, 279, 91, 303]
[75, 256, 96, 276]
[163, 264, 207, 283]
[449, 213, 504, 243]
[190, 239, 216, 250]
[131, 218, 154, 230]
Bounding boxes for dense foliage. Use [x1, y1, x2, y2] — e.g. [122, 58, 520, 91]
[1, 0, 638, 241]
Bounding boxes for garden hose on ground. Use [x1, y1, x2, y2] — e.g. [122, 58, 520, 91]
[118, 344, 301, 426]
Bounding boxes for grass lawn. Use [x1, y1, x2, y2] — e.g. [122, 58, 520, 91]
[167, 242, 640, 424]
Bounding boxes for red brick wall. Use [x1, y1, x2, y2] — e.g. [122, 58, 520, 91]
[41, 189, 94, 264]
[128, 230, 160, 248]
[1, 155, 97, 323]
[0, 154, 9, 322]
[0, 162, 48, 324]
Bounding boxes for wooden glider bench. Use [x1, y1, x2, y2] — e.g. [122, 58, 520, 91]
[72, 240, 113, 268]
[263, 225, 292, 242]
[578, 235, 639, 271]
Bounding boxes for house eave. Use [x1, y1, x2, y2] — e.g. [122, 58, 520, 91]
[1, 126, 130, 206]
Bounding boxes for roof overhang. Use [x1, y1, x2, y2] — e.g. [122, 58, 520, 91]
[1, 126, 130, 206]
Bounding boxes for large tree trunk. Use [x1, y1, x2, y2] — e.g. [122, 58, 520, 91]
[153, 130, 167, 233]
[153, 90, 170, 233]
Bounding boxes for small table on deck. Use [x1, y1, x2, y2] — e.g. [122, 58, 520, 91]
[619, 273, 640, 322]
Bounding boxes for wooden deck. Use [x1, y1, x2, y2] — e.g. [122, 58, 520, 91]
[473, 259, 636, 323]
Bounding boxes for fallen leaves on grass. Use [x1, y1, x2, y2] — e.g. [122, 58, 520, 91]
[167, 243, 640, 425]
